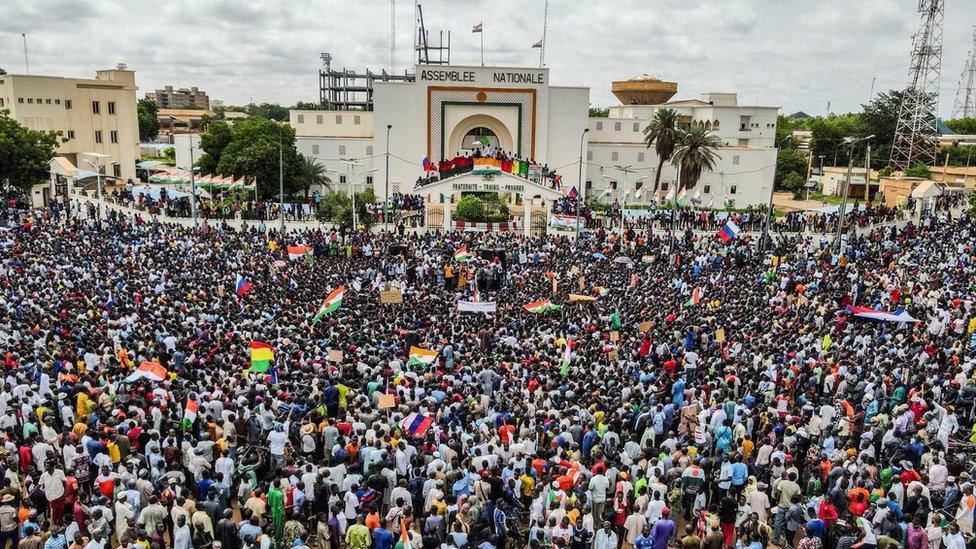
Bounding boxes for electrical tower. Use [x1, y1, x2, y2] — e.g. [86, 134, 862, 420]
[952, 24, 976, 119]
[890, 0, 944, 170]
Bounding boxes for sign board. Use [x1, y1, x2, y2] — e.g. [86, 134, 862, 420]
[377, 393, 396, 409]
[570, 265, 579, 275]
[328, 349, 344, 362]
[380, 289, 404, 304]
[639, 321, 653, 333]
[715, 328, 726, 343]
[458, 300, 497, 313]
[568, 294, 597, 302]
[451, 181, 525, 193]
[610, 331, 619, 342]
[418, 68, 547, 86]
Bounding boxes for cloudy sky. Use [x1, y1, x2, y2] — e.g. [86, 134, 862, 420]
[1, 0, 973, 117]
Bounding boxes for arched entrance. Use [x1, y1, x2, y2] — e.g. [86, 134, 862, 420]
[447, 114, 515, 157]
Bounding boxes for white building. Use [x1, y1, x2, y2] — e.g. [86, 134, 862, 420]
[290, 64, 779, 212]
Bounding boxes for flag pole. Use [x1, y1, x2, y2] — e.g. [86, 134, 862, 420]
[481, 27, 484, 66]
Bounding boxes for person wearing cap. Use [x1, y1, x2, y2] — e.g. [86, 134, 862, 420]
[0, 493, 17, 549]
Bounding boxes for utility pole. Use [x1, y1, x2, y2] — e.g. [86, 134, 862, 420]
[22, 33, 29, 74]
[575, 128, 588, 243]
[834, 135, 874, 252]
[385, 124, 392, 232]
[190, 146, 198, 229]
[863, 144, 871, 202]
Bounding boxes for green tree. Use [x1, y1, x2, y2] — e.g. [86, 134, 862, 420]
[213, 118, 303, 198]
[298, 154, 330, 200]
[244, 103, 289, 121]
[809, 114, 866, 165]
[197, 120, 233, 174]
[946, 117, 976, 135]
[162, 147, 176, 166]
[776, 148, 808, 187]
[0, 68, 6, 76]
[643, 107, 681, 198]
[294, 101, 321, 110]
[904, 163, 931, 179]
[782, 172, 806, 195]
[0, 109, 61, 197]
[588, 107, 609, 117]
[671, 124, 722, 191]
[137, 99, 160, 142]
[455, 195, 486, 221]
[317, 188, 376, 229]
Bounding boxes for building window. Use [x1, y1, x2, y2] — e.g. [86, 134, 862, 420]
[0, 99, 3, 107]
[713, 119, 720, 129]
[354, 115, 361, 125]
[335, 115, 342, 124]
[586, 151, 593, 161]
[366, 146, 373, 156]
[703, 185, 711, 194]
[339, 175, 347, 184]
[585, 180, 592, 192]
[729, 185, 737, 195]
[18, 98, 24, 104]
[67, 130, 75, 139]
[113, 164, 121, 178]
[110, 130, 118, 143]
[633, 122, 640, 132]
[297, 114, 304, 123]
[65, 100, 72, 109]
[614, 122, 621, 131]
[311, 144, 320, 155]
[316, 115, 323, 124]
[595, 121, 603, 131]
[94, 130, 103, 143]
[661, 182, 669, 192]
[338, 145, 346, 156]
[637, 152, 645, 162]
[27, 98, 33, 104]
[92, 101, 100, 114]
[46, 98, 51, 104]
[611, 152, 619, 161]
[108, 101, 116, 114]
[55, 99, 60, 105]
[366, 176, 373, 186]
[732, 154, 740, 166]
[36, 98, 41, 103]
[727, 199, 735, 208]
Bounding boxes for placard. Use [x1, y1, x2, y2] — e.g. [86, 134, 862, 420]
[570, 265, 579, 275]
[610, 331, 619, 342]
[328, 349, 344, 362]
[578, 276, 585, 291]
[380, 289, 404, 304]
[638, 321, 653, 333]
[458, 300, 497, 313]
[568, 294, 597, 302]
[715, 328, 725, 343]
[377, 393, 396, 409]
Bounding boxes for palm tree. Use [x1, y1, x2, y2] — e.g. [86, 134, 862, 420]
[642, 108, 681, 201]
[670, 124, 722, 194]
[299, 154, 329, 200]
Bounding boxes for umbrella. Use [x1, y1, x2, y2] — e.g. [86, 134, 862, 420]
[592, 252, 607, 260]
[614, 256, 634, 266]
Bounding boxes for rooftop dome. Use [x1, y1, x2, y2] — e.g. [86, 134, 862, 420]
[611, 75, 678, 105]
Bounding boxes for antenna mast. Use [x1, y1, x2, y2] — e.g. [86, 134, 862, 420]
[889, 0, 944, 170]
[952, 23, 976, 119]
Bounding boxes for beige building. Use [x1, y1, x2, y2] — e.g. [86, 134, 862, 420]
[0, 68, 140, 188]
[148, 85, 210, 110]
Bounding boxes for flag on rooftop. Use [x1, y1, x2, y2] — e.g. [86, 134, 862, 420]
[472, 22, 483, 33]
[532, 39, 543, 48]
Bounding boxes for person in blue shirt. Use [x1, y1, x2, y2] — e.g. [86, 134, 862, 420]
[730, 455, 749, 495]
[634, 524, 654, 549]
[671, 378, 686, 407]
[373, 520, 395, 549]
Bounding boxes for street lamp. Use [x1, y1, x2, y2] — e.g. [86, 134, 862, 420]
[575, 127, 589, 243]
[340, 158, 377, 230]
[385, 124, 392, 232]
[833, 134, 874, 252]
[169, 116, 199, 229]
[80, 154, 111, 201]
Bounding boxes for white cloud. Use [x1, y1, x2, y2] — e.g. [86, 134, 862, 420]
[0, 0, 970, 116]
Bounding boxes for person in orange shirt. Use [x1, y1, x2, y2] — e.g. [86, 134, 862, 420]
[498, 420, 515, 444]
[365, 509, 382, 531]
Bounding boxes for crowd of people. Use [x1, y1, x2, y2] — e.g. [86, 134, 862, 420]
[0, 191, 974, 549]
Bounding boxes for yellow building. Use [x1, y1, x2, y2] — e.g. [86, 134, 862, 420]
[0, 68, 140, 185]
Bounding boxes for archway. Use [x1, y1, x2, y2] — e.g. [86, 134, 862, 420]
[446, 114, 516, 158]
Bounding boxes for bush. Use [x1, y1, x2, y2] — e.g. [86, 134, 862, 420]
[455, 194, 509, 222]
[782, 172, 806, 194]
[904, 163, 931, 179]
[878, 166, 894, 178]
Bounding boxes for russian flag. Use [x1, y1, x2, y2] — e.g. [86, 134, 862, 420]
[235, 275, 253, 297]
[844, 305, 918, 323]
[717, 220, 741, 243]
[422, 156, 437, 175]
[402, 412, 434, 437]
[568, 186, 579, 199]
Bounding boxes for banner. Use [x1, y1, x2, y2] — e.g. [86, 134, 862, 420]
[380, 289, 404, 304]
[568, 294, 597, 302]
[457, 300, 497, 313]
[548, 215, 581, 231]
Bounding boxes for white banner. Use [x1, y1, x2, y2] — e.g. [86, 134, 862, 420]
[457, 300, 497, 313]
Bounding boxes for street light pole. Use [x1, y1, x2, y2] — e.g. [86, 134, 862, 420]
[833, 135, 874, 252]
[189, 146, 198, 229]
[575, 127, 589, 243]
[385, 124, 392, 232]
[279, 140, 285, 235]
